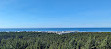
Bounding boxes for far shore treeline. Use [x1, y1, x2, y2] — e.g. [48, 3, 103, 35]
[0, 32, 111, 49]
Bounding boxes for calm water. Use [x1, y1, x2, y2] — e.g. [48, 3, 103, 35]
[0, 28, 111, 32]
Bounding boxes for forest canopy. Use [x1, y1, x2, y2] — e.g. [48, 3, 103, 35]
[0, 32, 111, 49]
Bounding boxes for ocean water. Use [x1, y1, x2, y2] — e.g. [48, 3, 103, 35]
[0, 28, 111, 32]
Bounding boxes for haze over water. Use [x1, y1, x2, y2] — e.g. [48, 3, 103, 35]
[0, 28, 111, 32]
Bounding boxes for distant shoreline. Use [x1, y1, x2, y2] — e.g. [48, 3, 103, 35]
[0, 31, 111, 35]
[0, 28, 111, 32]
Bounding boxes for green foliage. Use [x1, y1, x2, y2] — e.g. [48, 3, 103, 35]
[0, 32, 111, 49]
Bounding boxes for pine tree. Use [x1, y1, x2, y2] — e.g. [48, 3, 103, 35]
[99, 36, 109, 49]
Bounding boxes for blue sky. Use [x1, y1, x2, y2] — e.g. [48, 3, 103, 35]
[0, 0, 111, 28]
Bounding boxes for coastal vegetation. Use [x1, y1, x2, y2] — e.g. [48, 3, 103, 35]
[0, 32, 111, 49]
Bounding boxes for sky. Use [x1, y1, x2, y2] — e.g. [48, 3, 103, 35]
[0, 0, 111, 28]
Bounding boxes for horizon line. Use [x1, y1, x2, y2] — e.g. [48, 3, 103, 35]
[0, 27, 111, 28]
